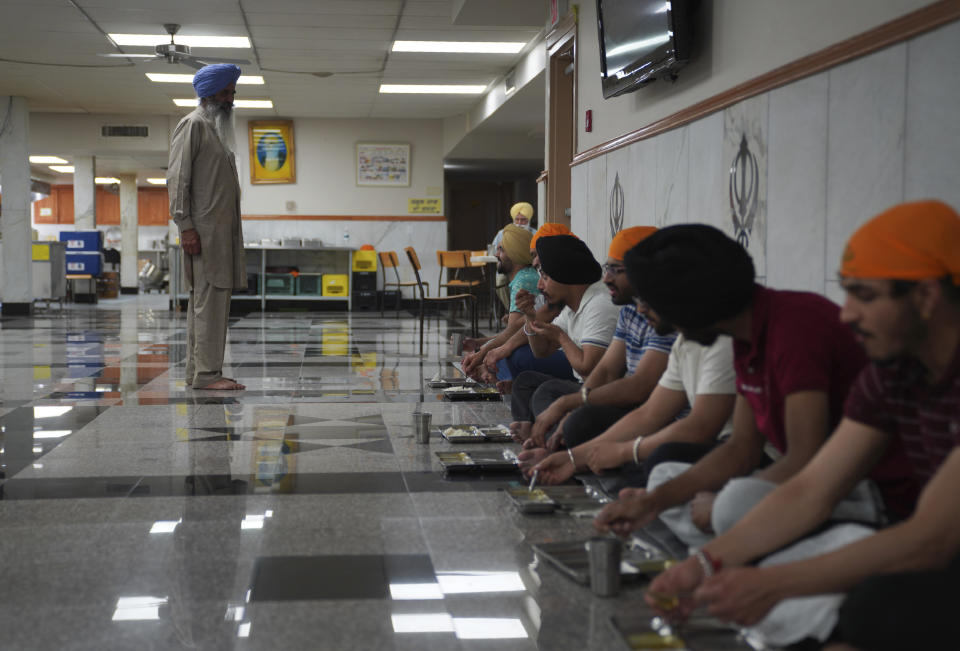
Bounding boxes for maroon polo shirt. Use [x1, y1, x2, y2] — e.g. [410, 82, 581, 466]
[733, 286, 868, 452]
[844, 338, 960, 513]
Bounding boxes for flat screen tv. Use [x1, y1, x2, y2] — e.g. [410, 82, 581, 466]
[597, 0, 698, 99]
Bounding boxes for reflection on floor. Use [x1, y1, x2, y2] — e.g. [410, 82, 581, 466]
[0, 296, 714, 650]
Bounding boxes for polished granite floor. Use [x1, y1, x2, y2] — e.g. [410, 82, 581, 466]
[0, 296, 758, 650]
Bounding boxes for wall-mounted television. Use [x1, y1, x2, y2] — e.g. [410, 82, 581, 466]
[597, 0, 698, 99]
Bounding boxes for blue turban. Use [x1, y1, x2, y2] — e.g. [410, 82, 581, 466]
[193, 64, 242, 98]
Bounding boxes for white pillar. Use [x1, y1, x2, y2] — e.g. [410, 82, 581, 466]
[0, 96, 33, 315]
[119, 173, 139, 293]
[74, 155, 96, 229]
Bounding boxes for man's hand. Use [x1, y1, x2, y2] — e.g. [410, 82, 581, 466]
[483, 346, 509, 373]
[514, 289, 536, 317]
[461, 350, 483, 376]
[690, 491, 717, 534]
[585, 440, 632, 475]
[593, 487, 660, 535]
[533, 451, 576, 485]
[694, 567, 782, 626]
[645, 557, 706, 621]
[461, 337, 482, 353]
[528, 320, 564, 347]
[181, 228, 201, 255]
[529, 399, 570, 447]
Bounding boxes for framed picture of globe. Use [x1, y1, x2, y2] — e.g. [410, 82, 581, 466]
[249, 120, 296, 184]
[356, 143, 410, 187]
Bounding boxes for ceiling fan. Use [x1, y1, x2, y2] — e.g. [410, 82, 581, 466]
[99, 23, 250, 70]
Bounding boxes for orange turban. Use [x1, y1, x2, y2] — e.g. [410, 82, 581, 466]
[530, 222, 574, 251]
[609, 226, 657, 261]
[841, 200, 960, 284]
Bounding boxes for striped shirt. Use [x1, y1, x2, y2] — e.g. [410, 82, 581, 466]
[613, 304, 677, 376]
[845, 344, 960, 490]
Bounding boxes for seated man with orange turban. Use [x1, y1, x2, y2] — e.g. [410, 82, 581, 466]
[644, 201, 960, 650]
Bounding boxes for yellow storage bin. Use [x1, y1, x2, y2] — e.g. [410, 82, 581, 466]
[322, 274, 349, 296]
[352, 249, 377, 272]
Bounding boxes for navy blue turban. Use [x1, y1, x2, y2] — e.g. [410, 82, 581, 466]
[193, 64, 242, 98]
[536, 234, 601, 285]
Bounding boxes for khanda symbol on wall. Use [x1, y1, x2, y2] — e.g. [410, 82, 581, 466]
[609, 172, 624, 238]
[729, 134, 759, 249]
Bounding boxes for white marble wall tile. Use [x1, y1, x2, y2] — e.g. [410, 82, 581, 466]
[824, 279, 846, 307]
[767, 72, 829, 293]
[826, 43, 907, 274]
[570, 160, 589, 237]
[626, 137, 658, 228]
[585, 155, 608, 256]
[723, 94, 769, 277]
[603, 146, 630, 252]
[655, 125, 689, 228]
[904, 20, 960, 208]
[687, 111, 725, 228]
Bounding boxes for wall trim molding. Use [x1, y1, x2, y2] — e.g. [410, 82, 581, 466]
[242, 214, 446, 222]
[572, 0, 960, 167]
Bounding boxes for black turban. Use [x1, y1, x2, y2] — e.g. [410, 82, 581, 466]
[536, 235, 601, 285]
[624, 224, 756, 328]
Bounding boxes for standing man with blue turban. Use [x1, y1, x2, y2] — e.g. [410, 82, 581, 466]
[167, 64, 247, 390]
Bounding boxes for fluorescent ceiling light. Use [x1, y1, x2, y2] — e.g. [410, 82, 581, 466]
[173, 99, 273, 108]
[96, 177, 121, 184]
[379, 84, 486, 94]
[146, 73, 263, 84]
[146, 178, 167, 185]
[393, 41, 525, 54]
[49, 165, 74, 173]
[30, 156, 68, 164]
[109, 34, 250, 48]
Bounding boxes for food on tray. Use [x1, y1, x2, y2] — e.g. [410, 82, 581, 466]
[442, 426, 479, 438]
[625, 632, 686, 650]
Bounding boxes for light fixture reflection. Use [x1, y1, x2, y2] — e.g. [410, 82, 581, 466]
[34, 406, 73, 418]
[237, 622, 251, 637]
[150, 519, 181, 534]
[454, 618, 527, 640]
[32, 430, 72, 439]
[389, 583, 443, 600]
[391, 613, 454, 633]
[112, 595, 168, 621]
[436, 571, 525, 594]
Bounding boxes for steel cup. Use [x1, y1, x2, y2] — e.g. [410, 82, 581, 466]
[412, 411, 432, 444]
[450, 333, 463, 356]
[586, 537, 622, 597]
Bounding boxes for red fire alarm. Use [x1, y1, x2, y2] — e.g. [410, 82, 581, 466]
[585, 109, 593, 132]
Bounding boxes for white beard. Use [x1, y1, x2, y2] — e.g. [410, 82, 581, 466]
[202, 102, 236, 153]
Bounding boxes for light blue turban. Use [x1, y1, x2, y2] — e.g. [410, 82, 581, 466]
[193, 64, 242, 98]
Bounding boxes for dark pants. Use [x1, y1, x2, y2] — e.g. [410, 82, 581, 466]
[560, 404, 634, 448]
[497, 344, 575, 382]
[836, 551, 960, 650]
[510, 371, 580, 423]
[620, 441, 718, 488]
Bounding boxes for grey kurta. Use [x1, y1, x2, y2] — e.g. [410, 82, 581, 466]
[167, 107, 246, 290]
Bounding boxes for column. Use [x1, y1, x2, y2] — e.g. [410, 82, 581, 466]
[0, 96, 33, 315]
[73, 155, 96, 229]
[118, 173, 139, 293]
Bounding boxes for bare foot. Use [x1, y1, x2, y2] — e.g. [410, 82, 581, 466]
[509, 421, 532, 443]
[195, 378, 246, 390]
[495, 379, 512, 394]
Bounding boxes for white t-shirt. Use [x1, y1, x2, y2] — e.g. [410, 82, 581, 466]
[658, 334, 736, 440]
[552, 281, 621, 379]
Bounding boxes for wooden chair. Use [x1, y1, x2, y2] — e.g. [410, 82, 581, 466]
[436, 250, 484, 299]
[471, 249, 497, 330]
[378, 250, 426, 316]
[405, 246, 478, 355]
